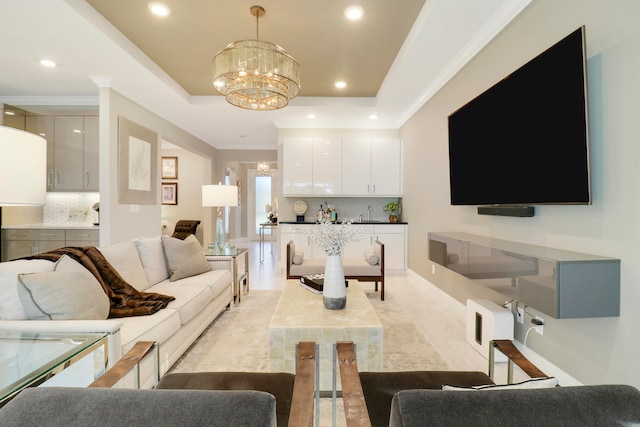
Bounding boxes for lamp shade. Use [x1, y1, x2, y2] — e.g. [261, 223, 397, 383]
[0, 126, 47, 206]
[202, 185, 238, 207]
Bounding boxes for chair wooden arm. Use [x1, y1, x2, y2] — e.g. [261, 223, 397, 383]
[489, 339, 548, 382]
[336, 342, 372, 427]
[288, 341, 317, 427]
[89, 341, 157, 388]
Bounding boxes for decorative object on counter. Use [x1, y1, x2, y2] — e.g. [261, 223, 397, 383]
[0, 126, 46, 207]
[293, 200, 308, 222]
[92, 203, 100, 226]
[202, 184, 238, 250]
[308, 219, 361, 310]
[383, 201, 402, 223]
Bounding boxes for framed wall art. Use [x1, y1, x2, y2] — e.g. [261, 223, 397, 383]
[162, 156, 178, 179]
[161, 182, 178, 205]
[118, 116, 158, 204]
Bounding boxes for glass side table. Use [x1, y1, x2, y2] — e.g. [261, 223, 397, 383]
[0, 331, 108, 405]
[205, 247, 249, 305]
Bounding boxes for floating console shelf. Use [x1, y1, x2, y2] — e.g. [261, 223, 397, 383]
[428, 232, 620, 319]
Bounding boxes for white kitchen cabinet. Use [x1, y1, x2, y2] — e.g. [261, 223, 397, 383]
[26, 115, 99, 192]
[342, 225, 374, 260]
[283, 138, 342, 195]
[279, 224, 314, 270]
[283, 138, 313, 195]
[342, 138, 402, 196]
[312, 138, 342, 195]
[374, 224, 407, 270]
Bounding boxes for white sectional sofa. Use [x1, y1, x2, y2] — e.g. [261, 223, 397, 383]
[0, 235, 233, 388]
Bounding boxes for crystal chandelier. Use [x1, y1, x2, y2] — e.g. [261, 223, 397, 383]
[211, 5, 301, 110]
[257, 162, 270, 175]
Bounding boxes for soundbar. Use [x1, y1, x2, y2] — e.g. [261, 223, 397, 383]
[477, 206, 535, 217]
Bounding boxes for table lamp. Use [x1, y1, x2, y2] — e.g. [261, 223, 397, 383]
[0, 126, 47, 206]
[202, 184, 238, 251]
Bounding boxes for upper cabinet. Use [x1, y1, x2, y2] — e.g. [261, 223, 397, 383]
[283, 136, 402, 197]
[26, 115, 99, 192]
[342, 138, 402, 196]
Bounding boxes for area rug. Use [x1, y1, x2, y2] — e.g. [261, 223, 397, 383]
[170, 287, 448, 374]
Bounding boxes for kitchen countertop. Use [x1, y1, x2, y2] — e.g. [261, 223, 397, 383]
[279, 221, 407, 225]
[1, 224, 99, 230]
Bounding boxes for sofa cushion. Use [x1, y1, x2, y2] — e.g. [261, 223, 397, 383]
[117, 307, 182, 349]
[0, 387, 278, 427]
[98, 241, 149, 291]
[389, 385, 640, 427]
[0, 259, 55, 320]
[161, 235, 210, 281]
[134, 237, 170, 286]
[17, 270, 109, 320]
[148, 282, 214, 325]
[166, 269, 232, 300]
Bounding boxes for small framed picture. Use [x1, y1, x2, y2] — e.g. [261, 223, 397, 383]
[162, 156, 178, 179]
[161, 182, 178, 205]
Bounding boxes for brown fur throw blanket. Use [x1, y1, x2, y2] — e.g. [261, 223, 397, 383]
[25, 246, 175, 318]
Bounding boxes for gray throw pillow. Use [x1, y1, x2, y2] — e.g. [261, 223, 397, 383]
[161, 234, 211, 281]
[17, 270, 110, 320]
[293, 251, 304, 265]
[364, 249, 379, 265]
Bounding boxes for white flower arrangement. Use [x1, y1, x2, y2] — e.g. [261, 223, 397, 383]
[308, 218, 362, 256]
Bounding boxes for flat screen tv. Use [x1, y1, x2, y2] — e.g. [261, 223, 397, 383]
[448, 26, 590, 207]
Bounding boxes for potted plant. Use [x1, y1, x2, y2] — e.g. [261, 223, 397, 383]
[383, 201, 402, 223]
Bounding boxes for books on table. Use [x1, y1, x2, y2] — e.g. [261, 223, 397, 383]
[298, 274, 348, 294]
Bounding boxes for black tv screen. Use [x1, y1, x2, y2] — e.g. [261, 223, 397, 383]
[448, 27, 590, 206]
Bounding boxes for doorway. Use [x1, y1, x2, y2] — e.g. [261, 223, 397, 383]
[247, 168, 277, 241]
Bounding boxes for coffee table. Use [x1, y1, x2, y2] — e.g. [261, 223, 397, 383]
[0, 331, 108, 405]
[269, 280, 383, 391]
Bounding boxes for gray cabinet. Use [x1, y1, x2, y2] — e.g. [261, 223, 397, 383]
[428, 232, 620, 319]
[25, 114, 99, 192]
[2, 228, 99, 261]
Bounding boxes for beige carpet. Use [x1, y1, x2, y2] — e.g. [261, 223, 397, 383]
[170, 286, 447, 374]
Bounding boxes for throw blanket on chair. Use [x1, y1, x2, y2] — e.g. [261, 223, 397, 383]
[25, 246, 175, 317]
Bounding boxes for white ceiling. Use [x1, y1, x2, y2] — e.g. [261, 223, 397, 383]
[0, 0, 531, 149]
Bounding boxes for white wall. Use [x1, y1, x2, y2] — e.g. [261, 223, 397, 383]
[98, 89, 216, 245]
[401, 0, 640, 386]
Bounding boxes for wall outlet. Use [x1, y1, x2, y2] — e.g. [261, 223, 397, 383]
[431, 264, 436, 274]
[533, 316, 544, 335]
[516, 305, 524, 324]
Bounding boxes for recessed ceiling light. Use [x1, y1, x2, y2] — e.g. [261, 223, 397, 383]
[307, 114, 316, 119]
[148, 2, 170, 17]
[344, 5, 364, 20]
[369, 114, 379, 120]
[334, 81, 347, 89]
[39, 59, 56, 68]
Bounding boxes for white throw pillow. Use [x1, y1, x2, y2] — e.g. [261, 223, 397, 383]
[17, 270, 110, 320]
[442, 377, 558, 391]
[0, 259, 55, 320]
[161, 234, 211, 281]
[134, 237, 170, 285]
[293, 251, 304, 265]
[364, 249, 379, 265]
[98, 241, 150, 291]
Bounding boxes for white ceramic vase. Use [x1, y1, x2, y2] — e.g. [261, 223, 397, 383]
[323, 254, 346, 310]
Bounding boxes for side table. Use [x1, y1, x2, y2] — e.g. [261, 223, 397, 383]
[205, 248, 249, 305]
[1, 331, 108, 405]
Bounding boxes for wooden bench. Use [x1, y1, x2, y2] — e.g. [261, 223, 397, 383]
[286, 240, 386, 300]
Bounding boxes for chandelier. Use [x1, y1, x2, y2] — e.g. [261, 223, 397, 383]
[211, 5, 301, 110]
[257, 162, 270, 175]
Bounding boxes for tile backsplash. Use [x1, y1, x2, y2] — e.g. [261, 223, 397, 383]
[44, 192, 100, 226]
